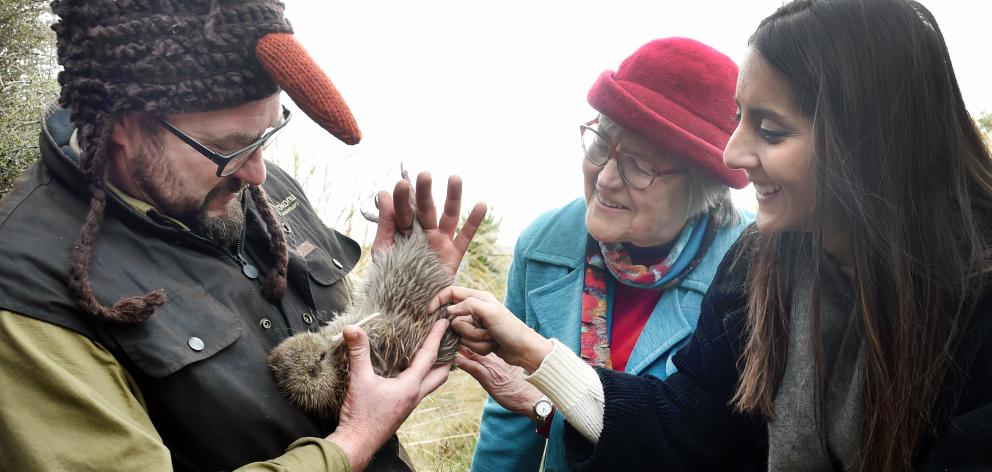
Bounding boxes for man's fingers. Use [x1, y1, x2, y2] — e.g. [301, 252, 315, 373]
[438, 175, 462, 237]
[392, 180, 414, 233]
[370, 190, 397, 254]
[343, 325, 373, 378]
[453, 201, 487, 255]
[404, 319, 448, 377]
[415, 172, 438, 230]
[418, 363, 452, 399]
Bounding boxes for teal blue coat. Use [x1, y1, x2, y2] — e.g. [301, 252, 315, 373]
[470, 198, 753, 472]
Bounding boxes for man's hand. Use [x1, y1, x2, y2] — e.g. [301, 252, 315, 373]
[431, 286, 553, 374]
[456, 347, 545, 422]
[326, 319, 451, 472]
[370, 171, 487, 275]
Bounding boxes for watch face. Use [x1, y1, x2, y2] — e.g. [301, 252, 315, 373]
[535, 400, 553, 417]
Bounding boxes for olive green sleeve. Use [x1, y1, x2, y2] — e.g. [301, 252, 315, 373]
[238, 438, 351, 472]
[0, 310, 350, 472]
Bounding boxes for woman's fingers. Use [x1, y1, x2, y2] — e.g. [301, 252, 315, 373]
[447, 296, 505, 327]
[451, 315, 491, 341]
[429, 285, 497, 312]
[452, 316, 497, 355]
[459, 338, 497, 356]
[455, 351, 488, 382]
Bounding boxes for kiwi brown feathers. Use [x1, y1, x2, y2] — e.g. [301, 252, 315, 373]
[267, 226, 458, 418]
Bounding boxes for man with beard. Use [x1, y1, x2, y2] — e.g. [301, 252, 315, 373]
[0, 1, 485, 471]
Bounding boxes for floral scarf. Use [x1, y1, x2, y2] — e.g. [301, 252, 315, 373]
[579, 212, 714, 368]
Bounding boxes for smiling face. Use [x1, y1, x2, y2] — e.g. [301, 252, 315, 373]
[724, 50, 816, 235]
[582, 117, 691, 247]
[109, 94, 282, 246]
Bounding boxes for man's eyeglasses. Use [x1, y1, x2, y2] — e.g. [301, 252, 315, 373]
[579, 119, 687, 190]
[159, 106, 292, 177]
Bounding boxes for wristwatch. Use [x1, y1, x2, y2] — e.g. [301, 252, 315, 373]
[533, 396, 555, 438]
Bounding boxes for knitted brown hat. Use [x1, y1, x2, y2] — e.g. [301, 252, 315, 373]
[51, 0, 360, 323]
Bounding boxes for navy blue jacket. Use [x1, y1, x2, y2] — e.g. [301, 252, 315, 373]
[564, 233, 992, 471]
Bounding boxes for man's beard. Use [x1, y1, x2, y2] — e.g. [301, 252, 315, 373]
[179, 180, 248, 250]
[132, 145, 248, 250]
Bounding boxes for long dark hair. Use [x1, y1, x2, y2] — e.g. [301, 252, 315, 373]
[730, 0, 992, 469]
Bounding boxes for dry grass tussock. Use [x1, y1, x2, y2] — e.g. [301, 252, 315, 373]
[397, 369, 490, 471]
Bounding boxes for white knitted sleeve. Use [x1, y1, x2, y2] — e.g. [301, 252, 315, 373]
[523, 338, 605, 444]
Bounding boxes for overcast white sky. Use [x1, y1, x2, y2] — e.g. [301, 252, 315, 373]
[271, 0, 992, 246]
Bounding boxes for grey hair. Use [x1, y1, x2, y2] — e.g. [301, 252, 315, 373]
[684, 164, 739, 227]
[597, 114, 739, 227]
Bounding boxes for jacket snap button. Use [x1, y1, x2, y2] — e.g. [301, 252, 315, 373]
[188, 337, 205, 352]
[302, 313, 315, 324]
[331, 258, 343, 269]
[259, 318, 272, 329]
[242, 264, 259, 279]
[282, 223, 292, 234]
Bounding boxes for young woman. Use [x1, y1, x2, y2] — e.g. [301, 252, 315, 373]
[441, 0, 992, 470]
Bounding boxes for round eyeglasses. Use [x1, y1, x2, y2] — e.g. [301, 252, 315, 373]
[579, 119, 687, 190]
[159, 106, 292, 177]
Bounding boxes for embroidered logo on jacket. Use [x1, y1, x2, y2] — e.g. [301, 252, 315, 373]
[274, 194, 300, 216]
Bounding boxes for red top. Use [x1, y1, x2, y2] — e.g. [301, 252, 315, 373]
[610, 283, 664, 372]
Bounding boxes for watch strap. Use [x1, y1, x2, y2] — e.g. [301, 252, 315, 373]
[535, 404, 556, 438]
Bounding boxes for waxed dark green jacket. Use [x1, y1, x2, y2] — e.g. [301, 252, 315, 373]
[0, 107, 410, 471]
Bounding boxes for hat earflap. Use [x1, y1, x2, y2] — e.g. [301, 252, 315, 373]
[68, 117, 166, 324]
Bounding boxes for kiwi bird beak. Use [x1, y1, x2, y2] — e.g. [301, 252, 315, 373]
[330, 312, 382, 342]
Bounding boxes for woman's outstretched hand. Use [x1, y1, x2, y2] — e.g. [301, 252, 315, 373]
[430, 286, 553, 373]
[455, 347, 545, 422]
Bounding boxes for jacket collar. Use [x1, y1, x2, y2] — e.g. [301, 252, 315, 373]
[523, 198, 707, 376]
[522, 199, 715, 292]
[524, 199, 588, 269]
[41, 107, 202, 236]
[40, 106, 90, 198]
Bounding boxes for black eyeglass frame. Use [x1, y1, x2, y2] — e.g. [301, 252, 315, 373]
[579, 118, 687, 190]
[159, 106, 292, 177]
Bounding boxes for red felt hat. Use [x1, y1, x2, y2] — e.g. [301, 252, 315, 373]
[587, 37, 746, 189]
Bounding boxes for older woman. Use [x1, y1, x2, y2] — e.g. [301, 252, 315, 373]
[465, 38, 753, 472]
[446, 0, 992, 470]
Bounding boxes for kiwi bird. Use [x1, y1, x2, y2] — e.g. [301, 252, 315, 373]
[267, 224, 459, 418]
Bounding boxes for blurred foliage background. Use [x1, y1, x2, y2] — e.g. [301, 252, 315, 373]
[0, 0, 57, 197]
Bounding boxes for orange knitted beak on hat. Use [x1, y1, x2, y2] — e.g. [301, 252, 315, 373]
[256, 33, 362, 145]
